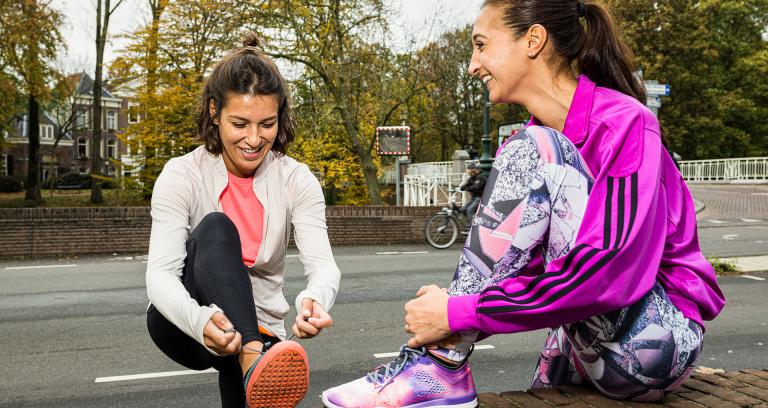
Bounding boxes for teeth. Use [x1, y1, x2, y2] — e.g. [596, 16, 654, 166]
[241, 145, 263, 154]
[482, 75, 492, 84]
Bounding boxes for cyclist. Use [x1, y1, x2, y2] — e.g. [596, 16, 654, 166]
[458, 163, 486, 233]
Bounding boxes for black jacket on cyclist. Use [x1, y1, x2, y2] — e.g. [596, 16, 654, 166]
[460, 174, 486, 198]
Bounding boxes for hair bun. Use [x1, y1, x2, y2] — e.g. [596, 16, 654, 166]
[241, 32, 262, 48]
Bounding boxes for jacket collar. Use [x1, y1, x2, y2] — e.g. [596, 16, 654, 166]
[528, 75, 595, 147]
[560, 75, 596, 146]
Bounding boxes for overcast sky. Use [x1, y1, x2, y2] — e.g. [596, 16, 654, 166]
[51, 0, 485, 75]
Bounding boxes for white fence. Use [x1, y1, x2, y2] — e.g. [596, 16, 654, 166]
[403, 173, 469, 206]
[679, 157, 768, 182]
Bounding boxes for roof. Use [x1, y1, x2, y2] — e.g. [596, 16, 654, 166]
[75, 73, 116, 99]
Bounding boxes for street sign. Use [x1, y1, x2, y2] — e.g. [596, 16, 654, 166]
[376, 126, 410, 156]
[645, 83, 670, 96]
[647, 97, 662, 108]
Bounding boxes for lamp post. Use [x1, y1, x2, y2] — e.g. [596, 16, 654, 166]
[479, 88, 493, 177]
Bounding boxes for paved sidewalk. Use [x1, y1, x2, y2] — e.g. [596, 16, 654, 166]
[723, 255, 768, 274]
[478, 369, 768, 407]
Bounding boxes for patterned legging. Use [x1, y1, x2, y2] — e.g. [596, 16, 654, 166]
[447, 126, 703, 402]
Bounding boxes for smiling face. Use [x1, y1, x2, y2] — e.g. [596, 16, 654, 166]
[468, 5, 532, 104]
[211, 93, 279, 178]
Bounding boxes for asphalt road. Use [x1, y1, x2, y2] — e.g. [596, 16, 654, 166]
[0, 238, 766, 408]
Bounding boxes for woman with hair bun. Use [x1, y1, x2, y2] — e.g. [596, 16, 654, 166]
[145, 33, 340, 408]
[322, 1, 724, 407]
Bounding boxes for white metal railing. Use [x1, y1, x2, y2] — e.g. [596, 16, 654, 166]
[407, 162, 454, 177]
[680, 157, 768, 182]
[403, 173, 469, 206]
[379, 166, 396, 184]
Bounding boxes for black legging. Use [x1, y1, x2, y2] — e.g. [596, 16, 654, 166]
[147, 212, 278, 407]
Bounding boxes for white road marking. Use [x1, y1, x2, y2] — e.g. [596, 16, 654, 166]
[707, 219, 726, 224]
[286, 254, 300, 258]
[4, 264, 77, 270]
[374, 251, 430, 256]
[742, 275, 766, 281]
[722, 234, 738, 241]
[741, 218, 762, 223]
[373, 344, 495, 359]
[95, 368, 217, 383]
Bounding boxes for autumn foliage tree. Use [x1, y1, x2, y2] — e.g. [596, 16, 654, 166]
[0, 0, 63, 203]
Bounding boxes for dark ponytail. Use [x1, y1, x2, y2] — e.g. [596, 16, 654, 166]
[482, 0, 646, 103]
[579, 2, 646, 103]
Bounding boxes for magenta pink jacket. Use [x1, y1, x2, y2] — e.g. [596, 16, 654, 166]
[448, 75, 725, 335]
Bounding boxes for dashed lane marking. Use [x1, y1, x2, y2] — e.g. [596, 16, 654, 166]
[722, 234, 738, 241]
[741, 218, 763, 223]
[707, 219, 726, 224]
[373, 344, 494, 359]
[742, 275, 766, 281]
[4, 264, 77, 270]
[95, 368, 217, 383]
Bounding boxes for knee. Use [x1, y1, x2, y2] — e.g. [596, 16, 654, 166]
[192, 212, 240, 247]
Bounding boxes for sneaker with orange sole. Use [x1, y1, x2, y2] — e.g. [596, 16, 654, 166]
[243, 340, 309, 408]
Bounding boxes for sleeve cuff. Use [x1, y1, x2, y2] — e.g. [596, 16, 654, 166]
[447, 294, 483, 333]
[295, 289, 332, 315]
[197, 304, 223, 356]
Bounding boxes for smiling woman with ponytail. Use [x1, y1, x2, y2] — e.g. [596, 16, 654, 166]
[321, 1, 724, 407]
[145, 32, 341, 408]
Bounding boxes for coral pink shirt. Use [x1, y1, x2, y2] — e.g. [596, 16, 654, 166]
[220, 172, 264, 267]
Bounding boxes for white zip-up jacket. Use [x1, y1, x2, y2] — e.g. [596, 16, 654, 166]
[146, 146, 340, 353]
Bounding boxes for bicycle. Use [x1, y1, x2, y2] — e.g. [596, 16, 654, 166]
[424, 188, 470, 249]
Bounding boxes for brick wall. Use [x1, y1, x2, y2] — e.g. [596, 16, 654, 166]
[0, 206, 438, 259]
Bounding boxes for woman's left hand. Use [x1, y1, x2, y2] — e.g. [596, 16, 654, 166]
[404, 285, 451, 348]
[292, 298, 333, 339]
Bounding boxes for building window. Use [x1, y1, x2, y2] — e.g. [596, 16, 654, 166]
[107, 139, 117, 159]
[77, 138, 88, 158]
[78, 167, 88, 175]
[1, 154, 6, 176]
[76, 109, 90, 130]
[128, 104, 140, 123]
[106, 166, 115, 176]
[39, 124, 54, 139]
[106, 110, 117, 130]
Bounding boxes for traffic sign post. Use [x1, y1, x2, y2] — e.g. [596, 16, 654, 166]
[376, 126, 411, 206]
[644, 81, 670, 116]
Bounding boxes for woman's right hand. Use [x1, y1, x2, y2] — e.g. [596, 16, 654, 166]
[203, 311, 242, 355]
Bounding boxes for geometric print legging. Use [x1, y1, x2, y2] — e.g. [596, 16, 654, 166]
[446, 126, 703, 402]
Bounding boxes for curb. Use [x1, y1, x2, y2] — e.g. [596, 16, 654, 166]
[694, 199, 705, 214]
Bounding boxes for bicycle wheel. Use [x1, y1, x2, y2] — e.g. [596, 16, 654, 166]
[424, 213, 458, 249]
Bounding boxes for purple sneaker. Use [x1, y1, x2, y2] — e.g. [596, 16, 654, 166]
[321, 346, 477, 408]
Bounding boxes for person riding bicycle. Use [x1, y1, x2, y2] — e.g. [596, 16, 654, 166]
[458, 163, 486, 230]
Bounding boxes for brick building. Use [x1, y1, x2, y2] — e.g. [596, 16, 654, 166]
[1, 73, 139, 182]
[1, 112, 74, 180]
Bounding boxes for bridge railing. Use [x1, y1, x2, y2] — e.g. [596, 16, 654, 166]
[403, 173, 469, 207]
[679, 157, 768, 182]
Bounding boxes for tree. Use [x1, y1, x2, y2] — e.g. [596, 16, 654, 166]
[90, 0, 125, 204]
[608, 0, 768, 159]
[262, 0, 392, 204]
[0, 0, 63, 203]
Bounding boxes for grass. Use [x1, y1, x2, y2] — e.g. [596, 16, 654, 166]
[707, 257, 742, 276]
[0, 189, 148, 208]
